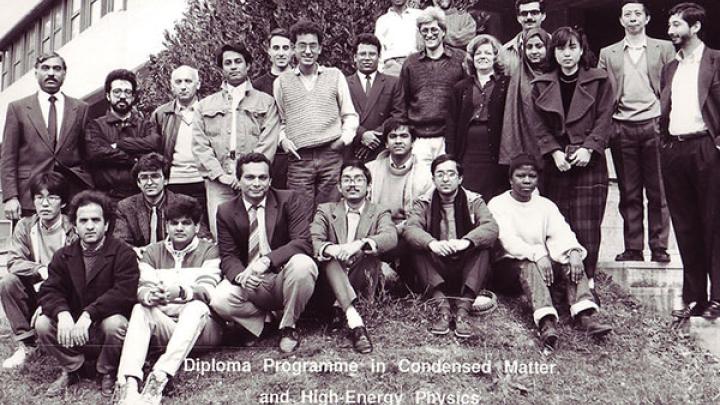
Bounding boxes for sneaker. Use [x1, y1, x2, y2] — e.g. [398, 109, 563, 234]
[112, 377, 140, 405]
[279, 327, 300, 353]
[454, 311, 473, 338]
[139, 371, 169, 405]
[430, 310, 452, 335]
[2, 345, 36, 369]
[576, 313, 613, 338]
[539, 317, 558, 350]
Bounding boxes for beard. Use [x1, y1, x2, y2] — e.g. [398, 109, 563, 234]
[110, 99, 133, 115]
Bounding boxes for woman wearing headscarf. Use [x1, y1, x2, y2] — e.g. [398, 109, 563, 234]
[446, 34, 510, 201]
[500, 27, 552, 165]
[530, 26, 614, 288]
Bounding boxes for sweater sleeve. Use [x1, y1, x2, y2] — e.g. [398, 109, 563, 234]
[544, 199, 587, 264]
[487, 197, 548, 262]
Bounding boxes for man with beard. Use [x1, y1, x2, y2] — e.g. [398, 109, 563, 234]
[598, 1, 675, 264]
[432, 0, 476, 51]
[503, 0, 547, 72]
[192, 42, 279, 238]
[399, 7, 465, 171]
[374, 0, 422, 77]
[1, 52, 93, 219]
[114, 153, 211, 258]
[660, 2, 720, 320]
[85, 69, 160, 203]
[346, 33, 403, 162]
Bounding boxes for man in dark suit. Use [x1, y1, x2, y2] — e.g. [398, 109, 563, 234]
[310, 160, 397, 353]
[598, 0, 675, 263]
[36, 190, 139, 397]
[210, 153, 317, 353]
[1, 52, 93, 219]
[346, 33, 403, 162]
[660, 2, 720, 320]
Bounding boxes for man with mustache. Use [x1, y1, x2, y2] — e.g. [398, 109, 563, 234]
[84, 69, 161, 203]
[598, 1, 675, 264]
[659, 2, 720, 320]
[503, 0, 547, 72]
[1, 52, 94, 219]
[192, 42, 280, 238]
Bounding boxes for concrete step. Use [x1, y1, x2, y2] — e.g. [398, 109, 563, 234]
[689, 317, 720, 357]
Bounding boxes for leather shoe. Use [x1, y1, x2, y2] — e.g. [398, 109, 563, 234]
[539, 316, 558, 350]
[615, 250, 644, 262]
[430, 310, 452, 335]
[651, 250, 671, 263]
[671, 303, 706, 319]
[349, 326, 373, 354]
[701, 301, 720, 320]
[329, 307, 346, 333]
[99, 373, 115, 397]
[577, 313, 612, 337]
[454, 311, 473, 338]
[279, 327, 300, 353]
[45, 370, 80, 397]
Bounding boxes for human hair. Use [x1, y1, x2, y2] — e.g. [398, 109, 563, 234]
[353, 33, 381, 55]
[215, 42, 253, 67]
[339, 160, 372, 184]
[29, 172, 68, 203]
[290, 20, 324, 45]
[669, 2, 705, 29]
[171, 65, 199, 82]
[68, 190, 114, 224]
[235, 152, 272, 179]
[166, 198, 203, 224]
[431, 154, 463, 177]
[465, 34, 506, 76]
[620, 0, 650, 15]
[35, 52, 67, 70]
[508, 154, 540, 177]
[417, 7, 447, 32]
[104, 69, 137, 94]
[267, 28, 291, 46]
[515, 0, 545, 13]
[382, 117, 416, 141]
[131, 152, 169, 179]
[547, 26, 597, 71]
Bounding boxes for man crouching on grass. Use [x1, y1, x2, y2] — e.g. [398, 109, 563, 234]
[113, 198, 223, 405]
[487, 155, 612, 350]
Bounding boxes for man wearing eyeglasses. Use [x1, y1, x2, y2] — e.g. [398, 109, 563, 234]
[85, 69, 161, 203]
[310, 160, 397, 354]
[404, 154, 498, 338]
[114, 153, 211, 258]
[503, 0, 547, 72]
[274, 20, 359, 208]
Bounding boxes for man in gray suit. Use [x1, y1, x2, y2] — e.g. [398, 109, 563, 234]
[598, 0, 675, 263]
[1, 52, 93, 219]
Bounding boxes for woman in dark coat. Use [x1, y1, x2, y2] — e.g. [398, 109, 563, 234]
[530, 27, 614, 285]
[446, 34, 510, 201]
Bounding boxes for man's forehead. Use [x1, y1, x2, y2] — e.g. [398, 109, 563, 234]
[519, 2, 542, 12]
[111, 79, 133, 89]
[38, 57, 64, 68]
[242, 162, 270, 174]
[270, 36, 291, 46]
[435, 160, 458, 171]
[222, 50, 246, 62]
[390, 126, 411, 136]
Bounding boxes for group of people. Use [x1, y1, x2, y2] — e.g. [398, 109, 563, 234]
[0, 0, 719, 402]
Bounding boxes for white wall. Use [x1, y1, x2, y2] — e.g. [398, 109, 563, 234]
[0, 0, 187, 140]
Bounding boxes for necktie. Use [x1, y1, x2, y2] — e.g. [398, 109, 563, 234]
[150, 206, 158, 244]
[48, 95, 57, 150]
[365, 75, 372, 95]
[247, 205, 260, 263]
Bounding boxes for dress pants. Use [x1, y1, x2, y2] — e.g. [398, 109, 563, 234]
[413, 248, 490, 298]
[117, 301, 223, 381]
[660, 135, 720, 304]
[322, 256, 381, 310]
[210, 254, 318, 337]
[287, 143, 343, 209]
[36, 314, 127, 374]
[0, 273, 40, 342]
[610, 119, 669, 251]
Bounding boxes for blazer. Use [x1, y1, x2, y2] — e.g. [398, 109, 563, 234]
[346, 71, 403, 160]
[445, 74, 510, 161]
[530, 68, 615, 156]
[38, 236, 140, 320]
[1, 93, 93, 210]
[216, 188, 313, 282]
[310, 200, 398, 260]
[114, 190, 212, 247]
[598, 37, 675, 106]
[660, 46, 720, 146]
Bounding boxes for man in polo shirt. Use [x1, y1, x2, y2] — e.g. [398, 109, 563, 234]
[274, 20, 359, 208]
[374, 0, 422, 77]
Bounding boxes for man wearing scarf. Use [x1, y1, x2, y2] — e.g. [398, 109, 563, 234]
[404, 154, 498, 338]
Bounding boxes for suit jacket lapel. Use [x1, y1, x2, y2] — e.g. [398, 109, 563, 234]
[698, 48, 714, 108]
[265, 191, 279, 245]
[67, 245, 86, 300]
[347, 74, 367, 117]
[137, 199, 151, 244]
[354, 203, 374, 241]
[85, 251, 110, 287]
[233, 198, 250, 258]
[57, 96, 78, 151]
[363, 74, 384, 118]
[567, 71, 596, 124]
[331, 203, 348, 244]
[25, 96, 53, 150]
[609, 43, 625, 103]
[534, 78, 566, 124]
[646, 40, 662, 95]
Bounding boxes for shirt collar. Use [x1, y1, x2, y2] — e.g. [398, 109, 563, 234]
[344, 201, 366, 214]
[174, 98, 198, 114]
[623, 37, 647, 50]
[38, 89, 64, 104]
[81, 236, 106, 252]
[677, 42, 705, 63]
[143, 191, 166, 209]
[242, 196, 268, 211]
[387, 6, 414, 16]
[106, 109, 137, 125]
[164, 235, 199, 256]
[357, 71, 377, 83]
[293, 64, 325, 75]
[39, 215, 64, 232]
[419, 46, 453, 60]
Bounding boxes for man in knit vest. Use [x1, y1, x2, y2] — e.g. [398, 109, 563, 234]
[399, 7, 465, 172]
[273, 20, 359, 208]
[598, 0, 675, 264]
[1, 172, 76, 369]
[113, 198, 222, 405]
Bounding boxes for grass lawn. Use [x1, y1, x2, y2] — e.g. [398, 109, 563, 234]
[0, 272, 718, 404]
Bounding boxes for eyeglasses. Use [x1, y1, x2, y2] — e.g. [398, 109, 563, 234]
[519, 10, 542, 17]
[138, 173, 163, 182]
[111, 88, 134, 97]
[420, 27, 441, 36]
[434, 171, 459, 180]
[340, 176, 368, 185]
[295, 43, 319, 52]
[33, 194, 62, 203]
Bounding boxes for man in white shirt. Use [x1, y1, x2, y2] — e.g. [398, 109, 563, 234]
[659, 2, 720, 320]
[374, 0, 422, 76]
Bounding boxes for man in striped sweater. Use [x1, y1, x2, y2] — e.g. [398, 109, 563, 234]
[274, 20, 359, 208]
[113, 198, 223, 405]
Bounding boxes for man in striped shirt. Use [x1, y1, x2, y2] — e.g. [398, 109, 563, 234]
[113, 198, 223, 405]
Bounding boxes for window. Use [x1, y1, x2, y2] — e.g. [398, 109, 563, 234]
[41, 14, 52, 54]
[12, 37, 24, 81]
[53, 4, 63, 50]
[2, 51, 10, 90]
[69, 0, 81, 39]
[90, 0, 103, 25]
[25, 27, 37, 74]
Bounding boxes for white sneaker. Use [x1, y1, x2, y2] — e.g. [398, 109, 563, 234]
[113, 377, 141, 405]
[2, 345, 35, 369]
[140, 370, 168, 405]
